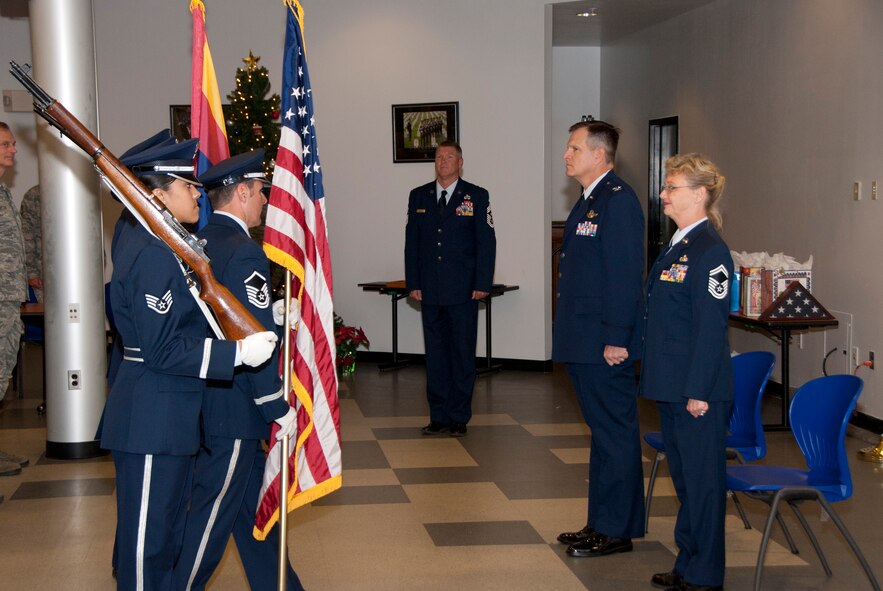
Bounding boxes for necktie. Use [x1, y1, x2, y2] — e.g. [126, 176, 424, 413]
[438, 190, 447, 214]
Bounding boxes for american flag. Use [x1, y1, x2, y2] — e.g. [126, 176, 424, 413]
[760, 281, 834, 321]
[255, 0, 342, 540]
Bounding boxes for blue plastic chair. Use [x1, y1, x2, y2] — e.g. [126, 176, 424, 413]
[643, 351, 776, 533]
[727, 374, 880, 591]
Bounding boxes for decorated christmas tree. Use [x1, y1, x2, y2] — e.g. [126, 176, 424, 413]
[226, 50, 281, 175]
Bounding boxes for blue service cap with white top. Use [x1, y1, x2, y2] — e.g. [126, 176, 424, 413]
[118, 129, 173, 160]
[120, 137, 201, 185]
[199, 149, 269, 192]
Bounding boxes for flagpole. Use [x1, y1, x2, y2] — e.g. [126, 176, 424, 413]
[278, 269, 292, 591]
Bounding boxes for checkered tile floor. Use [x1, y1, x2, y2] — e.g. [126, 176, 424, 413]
[1, 349, 881, 590]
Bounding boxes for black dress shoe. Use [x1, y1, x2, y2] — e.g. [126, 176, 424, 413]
[667, 582, 723, 591]
[449, 422, 467, 437]
[421, 422, 450, 436]
[557, 525, 595, 545]
[566, 534, 632, 557]
[651, 570, 682, 589]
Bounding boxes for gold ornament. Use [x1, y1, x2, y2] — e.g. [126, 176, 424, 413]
[858, 435, 883, 463]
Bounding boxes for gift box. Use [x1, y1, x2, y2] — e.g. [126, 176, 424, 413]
[732, 251, 814, 317]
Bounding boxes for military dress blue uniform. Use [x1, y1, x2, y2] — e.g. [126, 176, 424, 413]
[641, 219, 734, 588]
[552, 169, 646, 539]
[405, 178, 496, 428]
[100, 138, 240, 591]
[174, 151, 304, 591]
[101, 225, 238, 591]
[176, 213, 302, 591]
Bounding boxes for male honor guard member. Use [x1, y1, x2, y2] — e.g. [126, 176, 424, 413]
[101, 139, 278, 591]
[174, 150, 304, 591]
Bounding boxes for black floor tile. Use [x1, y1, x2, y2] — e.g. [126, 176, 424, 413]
[341, 440, 390, 470]
[424, 520, 544, 546]
[11, 477, 115, 500]
[394, 466, 487, 485]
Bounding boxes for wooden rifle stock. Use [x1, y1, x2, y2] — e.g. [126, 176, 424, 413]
[9, 61, 263, 340]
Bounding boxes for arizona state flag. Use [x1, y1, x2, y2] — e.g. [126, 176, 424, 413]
[190, 0, 230, 229]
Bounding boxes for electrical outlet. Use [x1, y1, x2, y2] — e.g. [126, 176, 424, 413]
[823, 310, 853, 375]
[873, 181, 879, 201]
[68, 303, 80, 323]
[852, 346, 860, 370]
[870, 351, 876, 370]
[67, 370, 81, 390]
[854, 181, 862, 201]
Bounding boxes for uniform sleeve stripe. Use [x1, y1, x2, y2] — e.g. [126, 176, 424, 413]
[255, 387, 284, 406]
[199, 339, 212, 379]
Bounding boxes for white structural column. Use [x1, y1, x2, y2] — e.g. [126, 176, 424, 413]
[29, 0, 107, 458]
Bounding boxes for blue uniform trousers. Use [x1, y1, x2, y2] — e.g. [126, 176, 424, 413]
[421, 300, 478, 425]
[113, 451, 194, 591]
[175, 436, 303, 591]
[658, 399, 732, 587]
[565, 361, 645, 538]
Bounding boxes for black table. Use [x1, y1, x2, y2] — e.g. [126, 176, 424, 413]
[729, 313, 838, 430]
[358, 282, 519, 373]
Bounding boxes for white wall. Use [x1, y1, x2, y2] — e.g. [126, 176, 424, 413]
[85, 0, 554, 361]
[551, 46, 600, 221]
[601, 0, 883, 417]
[0, 13, 38, 204]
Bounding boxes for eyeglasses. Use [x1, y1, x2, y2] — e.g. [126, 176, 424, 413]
[660, 184, 696, 194]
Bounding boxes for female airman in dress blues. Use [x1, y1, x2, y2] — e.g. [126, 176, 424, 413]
[100, 137, 278, 591]
[641, 154, 734, 591]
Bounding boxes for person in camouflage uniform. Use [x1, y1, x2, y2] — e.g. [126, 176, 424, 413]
[20, 184, 42, 302]
[0, 122, 32, 482]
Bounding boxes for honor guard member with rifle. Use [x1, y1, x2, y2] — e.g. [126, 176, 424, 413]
[100, 139, 279, 591]
[106, 130, 177, 386]
[175, 150, 304, 591]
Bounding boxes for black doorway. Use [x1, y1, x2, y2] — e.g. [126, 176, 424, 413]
[647, 117, 678, 269]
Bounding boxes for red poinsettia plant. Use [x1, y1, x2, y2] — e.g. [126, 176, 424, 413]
[334, 313, 369, 375]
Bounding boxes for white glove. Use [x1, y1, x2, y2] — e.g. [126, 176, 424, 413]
[272, 298, 300, 327]
[274, 407, 297, 441]
[238, 331, 278, 367]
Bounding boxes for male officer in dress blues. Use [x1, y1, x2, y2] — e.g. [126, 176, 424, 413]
[553, 120, 646, 557]
[174, 150, 305, 591]
[102, 138, 278, 591]
[405, 140, 496, 437]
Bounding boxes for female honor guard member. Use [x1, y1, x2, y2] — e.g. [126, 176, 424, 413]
[100, 138, 278, 591]
[641, 153, 734, 591]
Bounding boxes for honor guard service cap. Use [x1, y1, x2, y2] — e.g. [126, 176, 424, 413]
[120, 137, 202, 186]
[118, 129, 173, 160]
[199, 149, 270, 192]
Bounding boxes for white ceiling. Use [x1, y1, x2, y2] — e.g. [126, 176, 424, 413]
[552, 0, 717, 46]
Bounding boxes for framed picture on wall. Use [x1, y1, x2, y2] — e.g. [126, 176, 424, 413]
[169, 104, 232, 141]
[391, 101, 459, 163]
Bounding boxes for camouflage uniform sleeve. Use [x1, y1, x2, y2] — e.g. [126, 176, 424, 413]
[20, 185, 42, 281]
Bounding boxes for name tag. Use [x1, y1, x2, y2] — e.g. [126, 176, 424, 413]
[576, 221, 598, 236]
[416, 208, 426, 213]
[660, 264, 688, 283]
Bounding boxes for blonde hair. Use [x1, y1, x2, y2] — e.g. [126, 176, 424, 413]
[664, 153, 726, 231]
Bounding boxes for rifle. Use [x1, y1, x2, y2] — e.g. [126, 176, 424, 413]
[9, 61, 263, 340]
